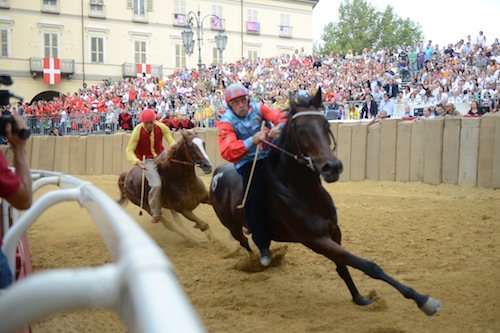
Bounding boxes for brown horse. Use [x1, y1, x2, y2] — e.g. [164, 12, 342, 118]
[210, 89, 441, 316]
[118, 130, 212, 236]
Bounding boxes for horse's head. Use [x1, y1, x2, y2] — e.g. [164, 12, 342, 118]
[283, 88, 343, 182]
[181, 130, 213, 174]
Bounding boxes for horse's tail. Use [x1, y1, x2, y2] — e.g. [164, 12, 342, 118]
[117, 172, 128, 206]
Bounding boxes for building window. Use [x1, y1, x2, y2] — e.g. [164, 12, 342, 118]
[247, 49, 258, 62]
[175, 44, 186, 69]
[246, 9, 260, 34]
[43, 32, 59, 58]
[212, 47, 223, 66]
[134, 40, 147, 64]
[91, 36, 104, 63]
[0, 29, 9, 57]
[174, 0, 185, 15]
[128, 0, 151, 21]
[42, 0, 59, 13]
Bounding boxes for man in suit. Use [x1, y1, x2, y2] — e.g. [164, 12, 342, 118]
[384, 77, 399, 98]
[361, 94, 378, 119]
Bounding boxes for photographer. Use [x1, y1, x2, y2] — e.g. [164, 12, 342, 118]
[0, 114, 32, 288]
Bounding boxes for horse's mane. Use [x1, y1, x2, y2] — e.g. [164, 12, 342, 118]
[157, 129, 195, 167]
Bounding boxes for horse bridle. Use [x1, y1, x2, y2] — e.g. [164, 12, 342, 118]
[170, 136, 196, 167]
[263, 111, 337, 172]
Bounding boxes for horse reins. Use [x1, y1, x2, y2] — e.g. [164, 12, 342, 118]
[262, 110, 337, 172]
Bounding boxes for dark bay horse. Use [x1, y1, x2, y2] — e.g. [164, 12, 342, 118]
[209, 89, 441, 316]
[118, 130, 212, 237]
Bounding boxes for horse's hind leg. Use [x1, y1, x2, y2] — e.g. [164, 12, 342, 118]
[179, 210, 210, 231]
[308, 235, 441, 316]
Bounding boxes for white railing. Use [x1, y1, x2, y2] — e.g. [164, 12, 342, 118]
[0, 170, 205, 333]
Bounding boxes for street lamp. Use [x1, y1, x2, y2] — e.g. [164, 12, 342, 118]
[181, 10, 228, 75]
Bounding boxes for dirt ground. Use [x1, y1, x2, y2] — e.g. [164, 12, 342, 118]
[26, 175, 500, 333]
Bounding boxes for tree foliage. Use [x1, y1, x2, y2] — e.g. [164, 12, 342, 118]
[315, 0, 423, 56]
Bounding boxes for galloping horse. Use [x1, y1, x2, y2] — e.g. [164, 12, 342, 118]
[118, 130, 212, 235]
[209, 89, 441, 315]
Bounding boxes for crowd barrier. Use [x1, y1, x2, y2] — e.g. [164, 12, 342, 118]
[17, 114, 500, 189]
[0, 170, 205, 333]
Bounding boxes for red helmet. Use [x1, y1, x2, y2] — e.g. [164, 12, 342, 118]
[141, 109, 156, 123]
[225, 83, 248, 103]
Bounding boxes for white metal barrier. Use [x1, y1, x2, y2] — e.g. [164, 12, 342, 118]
[0, 170, 205, 333]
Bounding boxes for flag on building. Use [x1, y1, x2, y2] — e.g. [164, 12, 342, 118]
[136, 63, 151, 78]
[43, 58, 61, 85]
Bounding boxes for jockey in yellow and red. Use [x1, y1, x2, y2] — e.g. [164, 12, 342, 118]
[126, 108, 175, 223]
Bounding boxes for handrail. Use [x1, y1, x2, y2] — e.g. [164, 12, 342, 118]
[0, 170, 205, 333]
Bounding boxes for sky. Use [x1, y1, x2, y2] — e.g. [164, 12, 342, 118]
[312, 0, 500, 48]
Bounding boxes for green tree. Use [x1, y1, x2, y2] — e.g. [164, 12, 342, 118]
[315, 0, 423, 56]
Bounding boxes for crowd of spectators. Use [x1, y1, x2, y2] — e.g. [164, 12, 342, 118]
[1, 30, 499, 137]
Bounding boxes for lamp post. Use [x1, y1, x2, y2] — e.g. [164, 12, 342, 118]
[181, 10, 228, 75]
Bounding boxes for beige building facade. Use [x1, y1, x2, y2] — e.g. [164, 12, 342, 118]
[0, 0, 317, 102]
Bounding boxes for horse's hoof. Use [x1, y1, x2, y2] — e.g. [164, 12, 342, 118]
[353, 295, 374, 306]
[194, 224, 210, 231]
[419, 296, 441, 316]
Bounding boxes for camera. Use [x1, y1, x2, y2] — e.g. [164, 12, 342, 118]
[0, 115, 30, 139]
[0, 75, 30, 140]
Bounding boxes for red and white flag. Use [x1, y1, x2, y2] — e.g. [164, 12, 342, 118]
[43, 58, 61, 85]
[136, 63, 151, 78]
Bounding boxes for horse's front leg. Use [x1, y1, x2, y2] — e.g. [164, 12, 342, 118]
[179, 209, 210, 231]
[307, 236, 441, 316]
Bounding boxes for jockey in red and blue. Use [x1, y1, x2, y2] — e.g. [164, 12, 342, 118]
[217, 83, 286, 266]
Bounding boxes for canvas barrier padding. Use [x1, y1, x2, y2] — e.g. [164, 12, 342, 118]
[493, 116, 500, 189]
[442, 118, 461, 185]
[351, 123, 368, 182]
[77, 137, 87, 175]
[103, 133, 113, 175]
[396, 121, 412, 182]
[85, 135, 96, 175]
[458, 118, 481, 187]
[111, 133, 123, 175]
[410, 121, 425, 182]
[366, 122, 381, 180]
[14, 122, 500, 188]
[337, 124, 353, 182]
[477, 115, 498, 188]
[380, 119, 399, 181]
[423, 119, 444, 185]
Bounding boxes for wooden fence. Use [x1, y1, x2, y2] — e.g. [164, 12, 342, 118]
[8, 113, 500, 188]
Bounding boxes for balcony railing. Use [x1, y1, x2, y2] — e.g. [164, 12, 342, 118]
[0, 0, 10, 9]
[210, 17, 225, 31]
[122, 62, 163, 78]
[246, 21, 260, 35]
[173, 13, 186, 27]
[29, 57, 75, 78]
[89, 2, 106, 18]
[41, 0, 59, 14]
[279, 25, 293, 38]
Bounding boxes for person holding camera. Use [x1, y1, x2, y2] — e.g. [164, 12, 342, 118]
[0, 113, 32, 288]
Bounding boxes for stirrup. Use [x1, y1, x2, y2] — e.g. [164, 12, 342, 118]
[259, 249, 272, 267]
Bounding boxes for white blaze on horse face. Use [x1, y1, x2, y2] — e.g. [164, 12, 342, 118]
[192, 137, 212, 166]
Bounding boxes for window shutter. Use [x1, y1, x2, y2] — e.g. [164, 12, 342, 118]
[127, 0, 132, 9]
[147, 0, 153, 11]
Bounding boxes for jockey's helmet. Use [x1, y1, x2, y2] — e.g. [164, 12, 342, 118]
[141, 108, 155, 122]
[225, 83, 248, 104]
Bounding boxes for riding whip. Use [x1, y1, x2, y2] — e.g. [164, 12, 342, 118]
[139, 155, 145, 216]
[237, 121, 266, 209]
